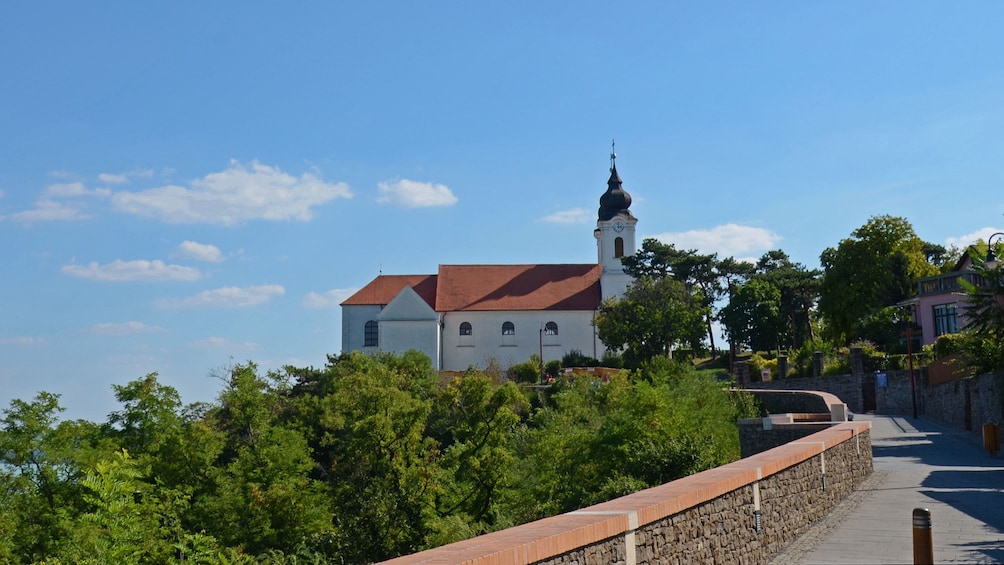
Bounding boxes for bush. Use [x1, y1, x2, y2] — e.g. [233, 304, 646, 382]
[507, 355, 542, 383]
[562, 350, 599, 368]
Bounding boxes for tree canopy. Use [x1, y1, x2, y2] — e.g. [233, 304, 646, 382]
[595, 275, 708, 366]
[0, 352, 756, 564]
[818, 215, 938, 343]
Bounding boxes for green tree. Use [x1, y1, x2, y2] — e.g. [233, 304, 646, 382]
[427, 373, 529, 543]
[819, 215, 938, 343]
[595, 276, 708, 367]
[190, 363, 333, 556]
[0, 393, 100, 562]
[289, 352, 441, 562]
[754, 250, 820, 349]
[622, 239, 725, 354]
[719, 278, 785, 352]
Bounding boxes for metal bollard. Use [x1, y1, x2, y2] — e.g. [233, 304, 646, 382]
[983, 423, 1000, 457]
[913, 508, 933, 565]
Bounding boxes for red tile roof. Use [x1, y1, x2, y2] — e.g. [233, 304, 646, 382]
[340, 264, 602, 312]
[437, 264, 601, 312]
[340, 274, 438, 307]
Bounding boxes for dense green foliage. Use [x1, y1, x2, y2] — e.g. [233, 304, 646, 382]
[595, 275, 708, 367]
[818, 215, 938, 343]
[0, 351, 756, 564]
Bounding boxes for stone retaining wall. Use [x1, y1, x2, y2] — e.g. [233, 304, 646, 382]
[380, 420, 872, 565]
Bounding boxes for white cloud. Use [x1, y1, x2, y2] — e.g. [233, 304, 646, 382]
[89, 321, 165, 335]
[175, 240, 223, 262]
[157, 284, 285, 308]
[43, 182, 110, 199]
[0, 336, 45, 345]
[5, 200, 88, 223]
[4, 182, 110, 224]
[649, 224, 782, 258]
[945, 227, 1004, 249]
[111, 160, 352, 225]
[98, 169, 153, 184]
[62, 259, 203, 282]
[542, 208, 591, 224]
[191, 336, 259, 352]
[303, 288, 357, 308]
[377, 178, 457, 208]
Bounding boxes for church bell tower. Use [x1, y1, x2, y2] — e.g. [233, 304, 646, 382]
[594, 144, 636, 301]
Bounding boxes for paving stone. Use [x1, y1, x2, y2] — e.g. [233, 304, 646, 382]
[769, 414, 1004, 565]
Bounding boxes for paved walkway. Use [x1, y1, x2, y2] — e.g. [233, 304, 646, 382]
[771, 414, 1004, 564]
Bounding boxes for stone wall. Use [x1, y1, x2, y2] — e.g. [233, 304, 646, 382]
[738, 420, 831, 458]
[380, 421, 872, 565]
[752, 368, 1003, 438]
[747, 373, 864, 413]
[920, 371, 1003, 431]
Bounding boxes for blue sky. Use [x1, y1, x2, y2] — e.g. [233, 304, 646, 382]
[3, 1, 1004, 421]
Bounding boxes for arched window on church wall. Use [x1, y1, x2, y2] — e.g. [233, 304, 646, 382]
[614, 237, 624, 258]
[459, 321, 474, 347]
[364, 320, 378, 347]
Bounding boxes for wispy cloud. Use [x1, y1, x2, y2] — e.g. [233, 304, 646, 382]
[5, 200, 89, 223]
[174, 240, 223, 262]
[88, 321, 165, 335]
[0, 336, 45, 346]
[62, 259, 203, 282]
[191, 336, 259, 352]
[303, 288, 357, 308]
[98, 169, 154, 185]
[111, 160, 351, 225]
[541, 208, 591, 224]
[377, 179, 457, 208]
[43, 182, 111, 198]
[157, 284, 285, 308]
[4, 182, 111, 224]
[649, 224, 782, 258]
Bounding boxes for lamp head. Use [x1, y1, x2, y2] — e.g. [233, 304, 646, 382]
[986, 232, 1004, 270]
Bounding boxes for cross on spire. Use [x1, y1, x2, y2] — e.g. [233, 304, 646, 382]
[610, 139, 617, 171]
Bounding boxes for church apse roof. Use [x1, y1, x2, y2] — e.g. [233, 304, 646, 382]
[340, 274, 438, 308]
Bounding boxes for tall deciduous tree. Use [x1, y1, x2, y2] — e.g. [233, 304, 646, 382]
[595, 275, 708, 367]
[819, 215, 938, 343]
[622, 239, 727, 354]
[719, 278, 785, 352]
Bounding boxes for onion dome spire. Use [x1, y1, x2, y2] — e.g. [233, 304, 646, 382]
[598, 139, 633, 221]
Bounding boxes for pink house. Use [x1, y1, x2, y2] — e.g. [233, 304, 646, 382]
[911, 253, 986, 346]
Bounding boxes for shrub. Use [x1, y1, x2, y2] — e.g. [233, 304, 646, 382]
[562, 350, 599, 368]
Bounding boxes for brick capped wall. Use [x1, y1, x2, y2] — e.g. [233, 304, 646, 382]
[380, 421, 872, 565]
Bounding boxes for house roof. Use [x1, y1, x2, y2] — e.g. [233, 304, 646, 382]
[341, 264, 603, 312]
[340, 274, 438, 307]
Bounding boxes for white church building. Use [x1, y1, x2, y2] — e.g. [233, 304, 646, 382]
[340, 156, 638, 371]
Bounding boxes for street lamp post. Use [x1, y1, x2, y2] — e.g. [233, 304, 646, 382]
[985, 232, 1004, 269]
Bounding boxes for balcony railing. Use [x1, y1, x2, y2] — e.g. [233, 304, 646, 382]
[918, 271, 985, 296]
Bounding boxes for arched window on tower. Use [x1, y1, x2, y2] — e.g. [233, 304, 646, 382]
[544, 321, 558, 335]
[460, 322, 473, 336]
[614, 237, 625, 258]
[364, 320, 378, 347]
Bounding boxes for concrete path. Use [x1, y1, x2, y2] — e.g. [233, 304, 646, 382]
[771, 414, 1004, 564]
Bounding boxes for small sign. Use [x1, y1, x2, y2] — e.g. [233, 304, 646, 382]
[761, 369, 771, 382]
[876, 372, 888, 388]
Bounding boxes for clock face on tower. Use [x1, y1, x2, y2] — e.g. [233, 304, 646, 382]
[613, 220, 625, 233]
